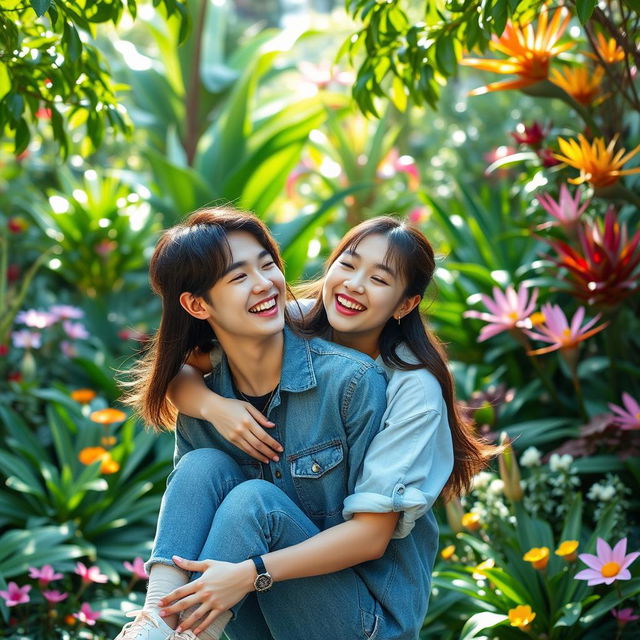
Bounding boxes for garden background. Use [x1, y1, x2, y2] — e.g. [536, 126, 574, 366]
[1, 0, 639, 638]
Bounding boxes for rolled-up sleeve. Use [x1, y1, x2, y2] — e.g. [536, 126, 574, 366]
[343, 390, 454, 538]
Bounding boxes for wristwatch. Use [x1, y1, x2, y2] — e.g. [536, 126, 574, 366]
[251, 556, 273, 592]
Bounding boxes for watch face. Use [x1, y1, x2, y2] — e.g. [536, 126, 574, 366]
[255, 573, 272, 592]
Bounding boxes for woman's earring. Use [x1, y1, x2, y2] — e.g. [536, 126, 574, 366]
[396, 315, 401, 325]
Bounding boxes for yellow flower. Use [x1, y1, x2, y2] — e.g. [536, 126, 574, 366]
[460, 6, 573, 95]
[587, 32, 625, 64]
[78, 446, 120, 474]
[70, 389, 97, 404]
[440, 545, 456, 560]
[554, 134, 640, 188]
[508, 604, 536, 630]
[551, 65, 606, 105]
[472, 558, 495, 579]
[90, 408, 127, 425]
[523, 546, 550, 570]
[555, 540, 579, 562]
[461, 512, 482, 531]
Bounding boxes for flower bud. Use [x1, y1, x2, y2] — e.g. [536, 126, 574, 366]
[444, 497, 465, 534]
[498, 432, 523, 501]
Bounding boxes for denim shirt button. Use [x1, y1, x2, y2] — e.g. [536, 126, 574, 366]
[397, 486, 404, 494]
[311, 462, 321, 473]
[275, 470, 282, 479]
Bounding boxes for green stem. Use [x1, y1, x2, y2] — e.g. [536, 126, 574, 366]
[570, 369, 588, 422]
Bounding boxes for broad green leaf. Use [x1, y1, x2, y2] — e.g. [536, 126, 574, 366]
[554, 601, 581, 627]
[460, 612, 508, 639]
[30, 0, 51, 17]
[575, 0, 597, 23]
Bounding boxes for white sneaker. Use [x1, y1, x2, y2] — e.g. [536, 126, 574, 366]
[169, 631, 198, 640]
[114, 609, 175, 640]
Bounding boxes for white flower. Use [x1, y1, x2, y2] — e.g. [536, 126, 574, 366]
[549, 453, 573, 472]
[472, 471, 494, 490]
[520, 446, 542, 468]
[488, 479, 504, 495]
[588, 482, 616, 501]
[587, 482, 604, 501]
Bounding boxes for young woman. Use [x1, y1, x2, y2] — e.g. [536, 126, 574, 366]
[145, 215, 493, 640]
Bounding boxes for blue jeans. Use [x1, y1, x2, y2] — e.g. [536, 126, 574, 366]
[147, 449, 382, 640]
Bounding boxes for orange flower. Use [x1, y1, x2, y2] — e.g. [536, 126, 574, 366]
[70, 389, 96, 404]
[473, 558, 495, 579]
[461, 512, 482, 531]
[64, 614, 76, 626]
[550, 65, 606, 105]
[555, 540, 579, 562]
[508, 604, 536, 630]
[587, 32, 625, 64]
[441, 545, 456, 560]
[460, 6, 573, 95]
[523, 546, 550, 570]
[90, 408, 127, 424]
[101, 436, 117, 447]
[78, 446, 120, 474]
[554, 134, 640, 188]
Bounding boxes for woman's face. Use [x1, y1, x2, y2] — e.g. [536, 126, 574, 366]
[203, 231, 286, 340]
[322, 233, 408, 348]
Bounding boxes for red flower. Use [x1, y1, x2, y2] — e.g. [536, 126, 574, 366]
[0, 345, 8, 357]
[7, 372, 22, 382]
[537, 148, 561, 167]
[511, 121, 547, 147]
[7, 264, 20, 283]
[543, 207, 640, 307]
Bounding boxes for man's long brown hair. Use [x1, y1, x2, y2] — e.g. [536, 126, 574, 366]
[294, 216, 496, 500]
[121, 207, 288, 430]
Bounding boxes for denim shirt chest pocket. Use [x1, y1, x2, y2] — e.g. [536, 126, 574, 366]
[288, 440, 346, 518]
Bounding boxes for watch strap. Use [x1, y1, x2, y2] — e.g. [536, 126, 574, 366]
[251, 555, 267, 576]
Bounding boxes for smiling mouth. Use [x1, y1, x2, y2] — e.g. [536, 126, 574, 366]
[249, 295, 278, 314]
[336, 295, 366, 312]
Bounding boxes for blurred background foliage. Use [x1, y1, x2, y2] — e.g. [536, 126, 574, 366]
[0, 0, 639, 637]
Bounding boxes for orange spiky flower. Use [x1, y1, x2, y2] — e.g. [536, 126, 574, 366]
[550, 65, 606, 105]
[553, 134, 640, 188]
[461, 6, 573, 95]
[587, 32, 625, 64]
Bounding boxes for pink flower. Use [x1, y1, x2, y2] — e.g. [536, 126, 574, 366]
[60, 341, 77, 358]
[526, 304, 608, 355]
[63, 321, 89, 340]
[612, 608, 639, 624]
[43, 590, 68, 603]
[575, 537, 639, 586]
[0, 582, 31, 607]
[408, 208, 427, 224]
[536, 184, 589, 229]
[16, 309, 57, 328]
[123, 557, 148, 580]
[117, 328, 148, 342]
[608, 393, 640, 431]
[50, 305, 84, 320]
[28, 564, 63, 587]
[73, 602, 101, 626]
[95, 239, 117, 256]
[377, 149, 420, 190]
[74, 562, 108, 584]
[11, 330, 42, 350]
[464, 284, 538, 342]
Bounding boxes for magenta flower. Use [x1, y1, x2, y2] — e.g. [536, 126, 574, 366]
[11, 330, 42, 349]
[608, 393, 640, 431]
[123, 557, 148, 580]
[73, 602, 101, 626]
[575, 537, 639, 586]
[15, 309, 57, 328]
[50, 305, 84, 320]
[28, 564, 63, 587]
[63, 321, 89, 340]
[43, 590, 68, 603]
[536, 184, 589, 229]
[511, 121, 547, 147]
[0, 582, 31, 607]
[526, 304, 608, 355]
[612, 608, 639, 624]
[464, 284, 538, 341]
[75, 562, 108, 584]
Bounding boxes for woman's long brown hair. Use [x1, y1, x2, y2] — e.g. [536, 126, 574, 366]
[121, 207, 289, 431]
[294, 216, 496, 500]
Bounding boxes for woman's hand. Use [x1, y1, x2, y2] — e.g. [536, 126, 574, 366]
[203, 396, 283, 463]
[158, 556, 256, 634]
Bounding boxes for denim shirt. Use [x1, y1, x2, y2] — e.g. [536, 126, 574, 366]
[174, 326, 387, 532]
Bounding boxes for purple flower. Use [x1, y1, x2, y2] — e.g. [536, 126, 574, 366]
[575, 537, 639, 586]
[0, 582, 31, 607]
[608, 393, 640, 431]
[43, 590, 68, 603]
[15, 309, 57, 328]
[11, 330, 42, 349]
[123, 557, 148, 580]
[50, 305, 84, 320]
[612, 608, 639, 624]
[73, 602, 101, 626]
[463, 284, 538, 341]
[28, 564, 63, 587]
[75, 562, 108, 584]
[63, 321, 89, 340]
